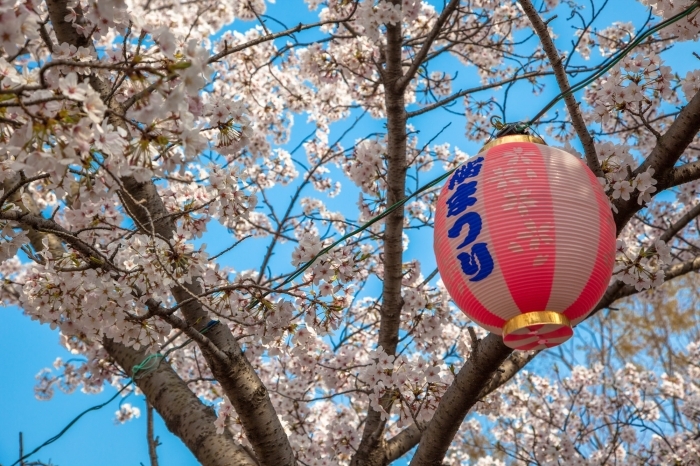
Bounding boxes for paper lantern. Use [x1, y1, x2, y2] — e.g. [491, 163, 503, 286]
[434, 135, 616, 351]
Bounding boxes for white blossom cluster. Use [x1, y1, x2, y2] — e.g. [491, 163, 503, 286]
[450, 341, 700, 465]
[0, 0, 698, 463]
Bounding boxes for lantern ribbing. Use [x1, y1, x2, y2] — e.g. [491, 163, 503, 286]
[434, 140, 616, 350]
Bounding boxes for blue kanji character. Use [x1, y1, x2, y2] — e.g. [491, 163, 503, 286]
[448, 157, 484, 190]
[446, 181, 477, 217]
[448, 211, 482, 249]
[457, 243, 494, 282]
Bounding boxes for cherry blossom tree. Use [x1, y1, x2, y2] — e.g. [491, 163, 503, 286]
[1, 0, 700, 464]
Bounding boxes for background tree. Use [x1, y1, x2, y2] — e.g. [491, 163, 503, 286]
[1, 0, 699, 465]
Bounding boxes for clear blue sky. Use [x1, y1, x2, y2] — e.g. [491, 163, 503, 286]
[2, 1, 695, 465]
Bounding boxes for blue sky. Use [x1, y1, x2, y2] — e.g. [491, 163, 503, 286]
[2, 1, 697, 465]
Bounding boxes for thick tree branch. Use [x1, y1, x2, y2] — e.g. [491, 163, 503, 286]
[43, 1, 296, 464]
[103, 339, 258, 466]
[475, 350, 537, 399]
[386, 349, 537, 461]
[385, 423, 422, 463]
[351, 3, 409, 464]
[45, 0, 90, 49]
[614, 89, 700, 233]
[410, 335, 512, 465]
[651, 256, 700, 283]
[637, 90, 700, 177]
[668, 160, 700, 188]
[376, 2, 408, 377]
[518, 0, 602, 177]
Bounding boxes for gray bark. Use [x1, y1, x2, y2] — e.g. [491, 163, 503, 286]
[104, 339, 258, 466]
[518, 0, 602, 177]
[350, 5, 407, 465]
[43, 1, 296, 464]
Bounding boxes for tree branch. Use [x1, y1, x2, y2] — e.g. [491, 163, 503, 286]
[43, 0, 296, 463]
[351, 3, 409, 464]
[208, 12, 356, 64]
[668, 160, 700, 188]
[639, 90, 700, 178]
[385, 423, 423, 463]
[45, 0, 90, 49]
[410, 334, 512, 465]
[518, 0, 602, 177]
[103, 339, 258, 466]
[396, 0, 460, 91]
[0, 210, 116, 270]
[660, 201, 700, 243]
[146, 403, 160, 466]
[613, 89, 700, 233]
[596, 257, 700, 309]
[407, 70, 552, 119]
[119, 168, 296, 466]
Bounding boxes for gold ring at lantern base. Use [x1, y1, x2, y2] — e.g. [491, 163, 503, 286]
[501, 311, 573, 351]
[480, 134, 546, 153]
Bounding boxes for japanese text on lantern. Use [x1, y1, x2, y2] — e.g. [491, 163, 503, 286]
[446, 156, 494, 282]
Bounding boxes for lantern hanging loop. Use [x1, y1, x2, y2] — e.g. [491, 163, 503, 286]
[486, 117, 540, 150]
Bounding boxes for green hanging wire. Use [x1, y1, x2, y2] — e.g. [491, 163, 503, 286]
[14, 320, 221, 465]
[15, 5, 700, 465]
[527, 2, 700, 125]
[12, 382, 134, 466]
[246, 167, 457, 311]
[248, 2, 700, 309]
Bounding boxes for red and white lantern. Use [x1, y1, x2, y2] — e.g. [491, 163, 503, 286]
[434, 135, 616, 351]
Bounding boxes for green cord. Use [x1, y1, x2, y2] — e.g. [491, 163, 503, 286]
[133, 353, 163, 380]
[14, 321, 220, 465]
[247, 166, 457, 310]
[13, 5, 698, 464]
[528, 2, 700, 125]
[12, 382, 133, 466]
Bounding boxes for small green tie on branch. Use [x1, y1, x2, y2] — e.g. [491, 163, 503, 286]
[15, 4, 700, 464]
[132, 319, 221, 379]
[13, 320, 221, 466]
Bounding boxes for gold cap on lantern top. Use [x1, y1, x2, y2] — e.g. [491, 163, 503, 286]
[480, 134, 546, 153]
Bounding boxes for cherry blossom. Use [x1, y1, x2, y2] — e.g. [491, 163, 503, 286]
[0, 0, 698, 465]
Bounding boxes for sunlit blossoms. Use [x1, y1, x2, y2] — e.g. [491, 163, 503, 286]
[0, 0, 699, 465]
